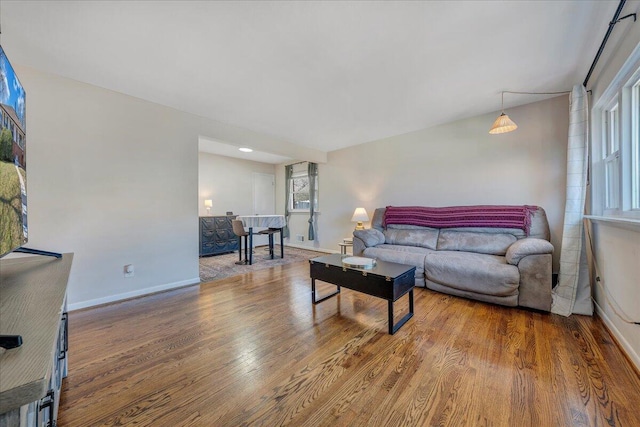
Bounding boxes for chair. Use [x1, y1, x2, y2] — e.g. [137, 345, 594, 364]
[258, 228, 278, 259]
[231, 220, 249, 265]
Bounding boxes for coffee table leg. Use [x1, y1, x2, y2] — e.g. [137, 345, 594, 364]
[311, 278, 341, 304]
[388, 300, 394, 335]
[389, 289, 414, 335]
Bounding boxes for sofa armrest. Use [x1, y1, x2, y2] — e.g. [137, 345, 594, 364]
[353, 229, 385, 256]
[506, 238, 554, 265]
[353, 229, 385, 247]
[517, 254, 553, 311]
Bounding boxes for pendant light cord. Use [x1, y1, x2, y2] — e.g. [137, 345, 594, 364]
[498, 90, 572, 112]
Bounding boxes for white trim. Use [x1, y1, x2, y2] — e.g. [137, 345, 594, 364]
[289, 210, 321, 215]
[593, 40, 640, 110]
[633, 80, 640, 209]
[594, 300, 640, 373]
[592, 41, 640, 218]
[284, 242, 333, 253]
[585, 214, 640, 231]
[68, 277, 201, 311]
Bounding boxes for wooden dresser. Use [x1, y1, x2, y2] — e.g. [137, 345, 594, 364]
[0, 253, 73, 427]
[199, 216, 239, 257]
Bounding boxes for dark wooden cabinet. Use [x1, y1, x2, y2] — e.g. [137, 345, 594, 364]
[199, 216, 239, 256]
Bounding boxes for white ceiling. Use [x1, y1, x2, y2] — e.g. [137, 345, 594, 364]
[198, 136, 293, 164]
[0, 1, 625, 157]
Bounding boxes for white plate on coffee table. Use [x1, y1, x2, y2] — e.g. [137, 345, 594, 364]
[341, 256, 377, 269]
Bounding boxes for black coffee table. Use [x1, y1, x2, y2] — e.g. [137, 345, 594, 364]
[309, 254, 416, 334]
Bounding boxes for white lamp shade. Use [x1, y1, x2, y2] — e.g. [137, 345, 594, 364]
[351, 207, 369, 222]
[204, 199, 213, 208]
[489, 113, 518, 134]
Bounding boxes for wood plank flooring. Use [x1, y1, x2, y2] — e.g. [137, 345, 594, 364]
[58, 261, 640, 426]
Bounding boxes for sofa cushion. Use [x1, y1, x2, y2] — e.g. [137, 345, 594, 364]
[444, 226, 525, 239]
[426, 280, 518, 307]
[362, 246, 427, 283]
[383, 228, 439, 250]
[374, 244, 435, 255]
[363, 246, 427, 268]
[424, 251, 519, 297]
[436, 230, 517, 255]
[388, 224, 439, 231]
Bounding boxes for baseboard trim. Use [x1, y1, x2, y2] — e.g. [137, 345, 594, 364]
[285, 242, 334, 253]
[594, 299, 640, 374]
[68, 277, 201, 311]
[68, 244, 335, 311]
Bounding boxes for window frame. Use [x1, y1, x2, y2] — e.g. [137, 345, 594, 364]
[632, 79, 640, 209]
[289, 171, 310, 212]
[602, 99, 620, 212]
[287, 163, 319, 213]
[592, 47, 640, 220]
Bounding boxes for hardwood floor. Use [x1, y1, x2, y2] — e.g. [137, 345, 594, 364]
[58, 261, 640, 426]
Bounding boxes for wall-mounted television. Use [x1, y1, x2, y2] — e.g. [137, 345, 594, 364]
[0, 45, 28, 258]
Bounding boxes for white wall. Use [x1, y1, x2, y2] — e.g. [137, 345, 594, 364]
[278, 95, 569, 272]
[16, 66, 324, 309]
[198, 152, 275, 217]
[590, 222, 640, 368]
[587, 4, 640, 371]
[198, 152, 275, 246]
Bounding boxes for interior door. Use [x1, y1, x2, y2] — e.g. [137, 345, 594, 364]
[251, 173, 275, 247]
[253, 173, 275, 215]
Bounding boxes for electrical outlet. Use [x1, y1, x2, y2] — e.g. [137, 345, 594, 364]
[124, 264, 135, 278]
[296, 234, 304, 242]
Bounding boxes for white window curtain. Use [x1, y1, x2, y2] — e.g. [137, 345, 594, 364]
[552, 84, 593, 316]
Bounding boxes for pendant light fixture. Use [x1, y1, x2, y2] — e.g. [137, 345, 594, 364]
[489, 91, 518, 134]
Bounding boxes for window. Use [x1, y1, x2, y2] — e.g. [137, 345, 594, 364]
[288, 162, 318, 211]
[603, 102, 620, 210]
[291, 172, 310, 210]
[633, 80, 640, 209]
[593, 58, 640, 218]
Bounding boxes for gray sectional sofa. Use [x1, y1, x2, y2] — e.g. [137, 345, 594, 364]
[352, 206, 554, 311]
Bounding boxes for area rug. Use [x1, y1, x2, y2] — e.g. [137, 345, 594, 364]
[199, 245, 326, 282]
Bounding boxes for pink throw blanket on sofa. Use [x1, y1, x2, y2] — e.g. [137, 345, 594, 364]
[383, 205, 536, 234]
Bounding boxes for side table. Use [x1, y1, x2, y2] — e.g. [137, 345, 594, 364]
[338, 239, 353, 255]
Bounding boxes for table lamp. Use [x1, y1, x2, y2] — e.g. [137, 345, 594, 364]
[351, 207, 369, 230]
[204, 199, 213, 215]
